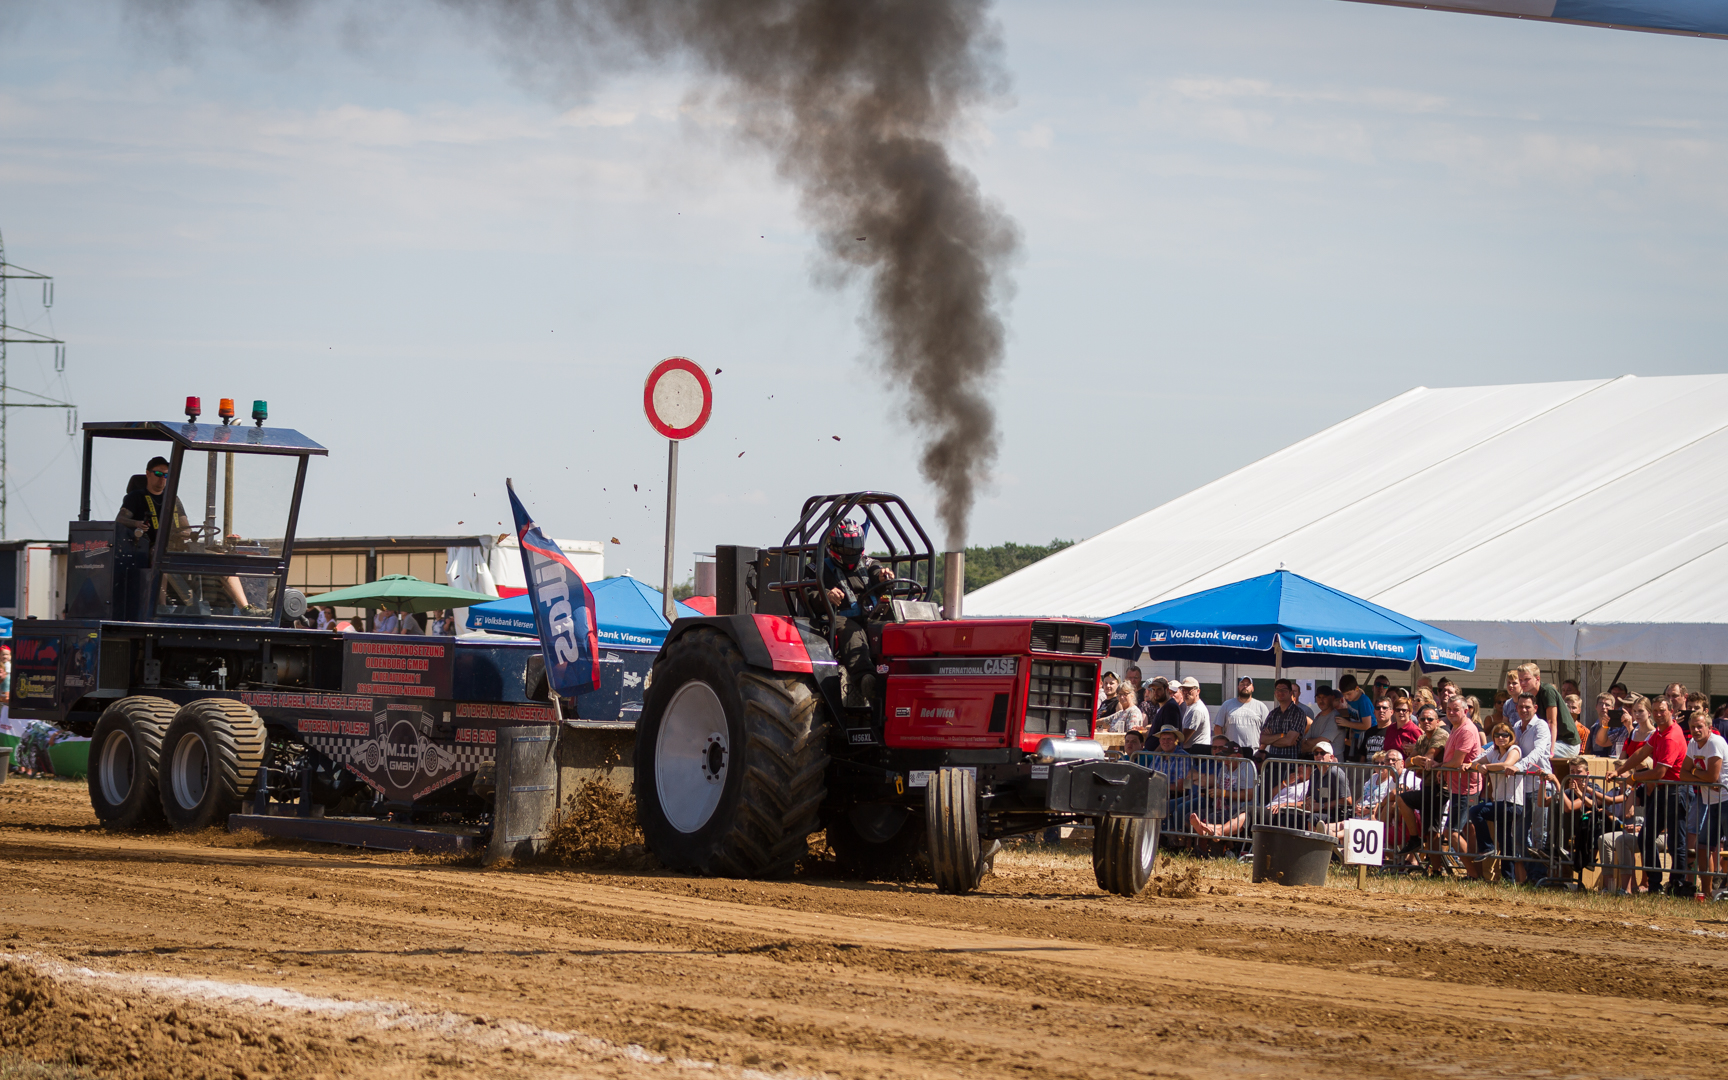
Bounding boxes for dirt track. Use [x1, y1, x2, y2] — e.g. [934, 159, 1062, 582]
[4, 775, 1727, 1080]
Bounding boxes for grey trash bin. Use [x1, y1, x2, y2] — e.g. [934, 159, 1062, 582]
[1250, 823, 1336, 886]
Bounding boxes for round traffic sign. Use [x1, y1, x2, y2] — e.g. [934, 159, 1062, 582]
[643, 356, 712, 441]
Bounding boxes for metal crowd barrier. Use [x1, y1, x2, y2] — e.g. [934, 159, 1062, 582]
[1128, 752, 1582, 884]
[1550, 765, 1727, 898]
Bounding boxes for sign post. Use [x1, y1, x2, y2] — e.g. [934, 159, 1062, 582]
[1341, 817, 1385, 891]
[643, 357, 713, 622]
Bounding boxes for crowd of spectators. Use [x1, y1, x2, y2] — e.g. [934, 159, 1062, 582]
[1105, 664, 1728, 898]
[287, 605, 460, 635]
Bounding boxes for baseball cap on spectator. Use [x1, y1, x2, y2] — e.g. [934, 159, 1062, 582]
[1311, 740, 1335, 757]
[1150, 676, 1170, 687]
[1179, 677, 1199, 689]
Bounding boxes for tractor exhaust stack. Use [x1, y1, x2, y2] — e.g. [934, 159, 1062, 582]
[942, 551, 965, 620]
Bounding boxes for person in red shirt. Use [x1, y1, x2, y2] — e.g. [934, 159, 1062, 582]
[1613, 698, 1690, 894]
[1380, 697, 1422, 758]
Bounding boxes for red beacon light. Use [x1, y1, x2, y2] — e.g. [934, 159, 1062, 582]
[184, 396, 201, 422]
[218, 398, 235, 424]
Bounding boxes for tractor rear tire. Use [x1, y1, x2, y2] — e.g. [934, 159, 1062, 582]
[636, 627, 830, 877]
[1092, 814, 1159, 897]
[827, 803, 928, 882]
[926, 768, 984, 894]
[87, 696, 177, 831]
[158, 698, 268, 832]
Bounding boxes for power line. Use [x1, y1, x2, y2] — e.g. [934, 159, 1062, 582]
[0, 224, 77, 540]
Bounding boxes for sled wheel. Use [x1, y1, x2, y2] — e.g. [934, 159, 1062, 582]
[158, 698, 267, 832]
[87, 696, 178, 831]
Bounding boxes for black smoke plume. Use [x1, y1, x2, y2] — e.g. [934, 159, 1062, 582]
[135, 0, 1020, 549]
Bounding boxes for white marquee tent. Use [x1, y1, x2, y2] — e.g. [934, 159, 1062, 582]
[968, 374, 1728, 666]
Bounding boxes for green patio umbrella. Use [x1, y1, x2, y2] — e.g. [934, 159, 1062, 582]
[304, 574, 498, 616]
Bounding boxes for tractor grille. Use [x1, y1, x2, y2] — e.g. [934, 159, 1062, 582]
[1023, 660, 1098, 737]
[1029, 621, 1108, 657]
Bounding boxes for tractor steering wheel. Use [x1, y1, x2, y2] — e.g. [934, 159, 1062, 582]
[865, 576, 927, 605]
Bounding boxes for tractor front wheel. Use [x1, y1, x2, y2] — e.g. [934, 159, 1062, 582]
[87, 696, 178, 831]
[158, 699, 267, 832]
[1092, 814, 1159, 897]
[926, 768, 984, 894]
[635, 628, 830, 877]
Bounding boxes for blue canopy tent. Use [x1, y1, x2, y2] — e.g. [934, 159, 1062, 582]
[0, 614, 11, 637]
[1105, 570, 1477, 674]
[465, 575, 702, 650]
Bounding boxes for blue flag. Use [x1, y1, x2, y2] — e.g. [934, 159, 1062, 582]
[507, 480, 600, 697]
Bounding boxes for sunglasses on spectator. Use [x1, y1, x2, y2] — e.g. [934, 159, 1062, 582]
[150, 469, 169, 478]
[1493, 733, 1513, 740]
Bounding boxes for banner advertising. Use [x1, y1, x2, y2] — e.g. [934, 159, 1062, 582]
[507, 480, 600, 698]
[1343, 1, 1728, 37]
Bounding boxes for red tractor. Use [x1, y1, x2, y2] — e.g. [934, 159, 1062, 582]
[634, 492, 1167, 895]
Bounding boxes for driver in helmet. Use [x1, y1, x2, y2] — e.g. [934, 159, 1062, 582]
[810, 520, 893, 708]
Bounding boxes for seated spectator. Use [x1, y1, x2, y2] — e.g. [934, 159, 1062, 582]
[1187, 737, 1255, 855]
[1602, 698, 1657, 893]
[1306, 741, 1354, 824]
[1147, 725, 1194, 823]
[1099, 683, 1143, 733]
[1555, 765, 1630, 885]
[1120, 728, 1146, 757]
[1593, 773, 1644, 896]
[1398, 705, 1453, 872]
[1193, 761, 1325, 838]
[1564, 693, 1584, 729]
[1124, 665, 1143, 699]
[1464, 723, 1526, 882]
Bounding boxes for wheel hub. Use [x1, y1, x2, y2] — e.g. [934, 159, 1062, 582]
[169, 731, 210, 811]
[99, 730, 135, 806]
[655, 680, 729, 834]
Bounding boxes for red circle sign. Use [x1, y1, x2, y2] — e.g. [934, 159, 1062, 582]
[643, 357, 712, 441]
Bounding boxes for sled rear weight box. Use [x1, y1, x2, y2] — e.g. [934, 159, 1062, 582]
[1045, 760, 1166, 819]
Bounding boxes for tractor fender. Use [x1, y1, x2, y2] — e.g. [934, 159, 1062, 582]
[661, 615, 838, 675]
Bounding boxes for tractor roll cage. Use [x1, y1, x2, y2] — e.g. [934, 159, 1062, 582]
[763, 491, 934, 621]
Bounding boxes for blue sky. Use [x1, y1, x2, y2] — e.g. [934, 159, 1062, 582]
[1, 0, 1724, 588]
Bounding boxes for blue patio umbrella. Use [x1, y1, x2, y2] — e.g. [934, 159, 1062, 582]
[1104, 570, 1476, 673]
[0, 614, 11, 637]
[466, 575, 702, 650]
